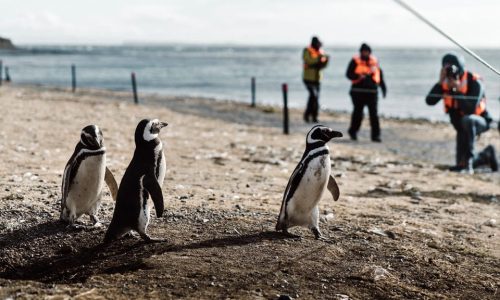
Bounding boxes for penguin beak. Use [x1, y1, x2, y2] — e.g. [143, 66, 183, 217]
[325, 129, 343, 140]
[159, 122, 168, 129]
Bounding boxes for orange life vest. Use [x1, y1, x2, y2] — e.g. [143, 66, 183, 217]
[441, 71, 486, 115]
[351, 55, 381, 84]
[304, 47, 325, 69]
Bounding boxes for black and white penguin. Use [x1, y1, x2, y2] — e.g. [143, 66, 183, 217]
[60, 125, 118, 226]
[104, 119, 168, 243]
[276, 125, 342, 239]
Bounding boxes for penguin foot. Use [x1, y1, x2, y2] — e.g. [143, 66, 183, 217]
[315, 235, 332, 243]
[90, 215, 101, 227]
[66, 223, 86, 231]
[283, 230, 302, 240]
[311, 227, 325, 240]
[93, 222, 103, 228]
[145, 238, 167, 244]
[139, 232, 166, 243]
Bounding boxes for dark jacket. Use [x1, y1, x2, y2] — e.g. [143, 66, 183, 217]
[346, 58, 387, 97]
[426, 71, 492, 131]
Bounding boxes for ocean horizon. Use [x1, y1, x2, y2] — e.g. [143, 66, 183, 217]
[1, 44, 499, 121]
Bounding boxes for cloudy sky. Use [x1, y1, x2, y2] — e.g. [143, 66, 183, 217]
[0, 0, 498, 47]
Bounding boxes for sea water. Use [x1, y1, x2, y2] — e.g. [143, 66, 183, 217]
[1, 45, 498, 121]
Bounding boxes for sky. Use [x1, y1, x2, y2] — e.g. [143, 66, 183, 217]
[0, 0, 499, 48]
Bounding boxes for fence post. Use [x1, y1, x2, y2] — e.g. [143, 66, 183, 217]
[71, 64, 76, 92]
[0, 60, 3, 86]
[251, 77, 256, 107]
[5, 66, 10, 82]
[131, 72, 139, 104]
[282, 83, 289, 135]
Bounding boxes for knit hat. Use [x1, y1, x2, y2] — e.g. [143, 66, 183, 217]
[311, 36, 322, 48]
[359, 43, 371, 53]
[442, 53, 465, 75]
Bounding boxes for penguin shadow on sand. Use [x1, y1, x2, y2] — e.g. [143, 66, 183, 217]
[0, 219, 81, 249]
[0, 230, 288, 284]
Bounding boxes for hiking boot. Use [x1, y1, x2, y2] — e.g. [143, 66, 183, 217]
[449, 165, 474, 174]
[348, 129, 357, 141]
[372, 137, 382, 143]
[485, 145, 498, 172]
[474, 145, 498, 172]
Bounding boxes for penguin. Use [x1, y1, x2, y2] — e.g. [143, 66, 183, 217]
[60, 125, 118, 226]
[276, 125, 342, 239]
[104, 119, 168, 243]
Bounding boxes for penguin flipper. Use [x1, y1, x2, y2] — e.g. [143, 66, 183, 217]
[104, 167, 119, 201]
[143, 174, 164, 217]
[61, 161, 74, 209]
[327, 175, 340, 201]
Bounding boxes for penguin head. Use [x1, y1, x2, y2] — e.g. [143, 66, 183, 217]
[135, 119, 168, 145]
[306, 125, 343, 145]
[80, 125, 104, 149]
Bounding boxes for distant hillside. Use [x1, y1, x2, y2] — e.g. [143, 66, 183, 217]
[0, 37, 15, 49]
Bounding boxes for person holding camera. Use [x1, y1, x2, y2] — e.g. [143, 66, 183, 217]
[346, 43, 387, 142]
[426, 53, 498, 174]
[302, 36, 329, 123]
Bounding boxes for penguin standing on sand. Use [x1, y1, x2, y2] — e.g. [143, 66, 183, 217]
[104, 119, 168, 243]
[276, 125, 342, 239]
[60, 125, 118, 226]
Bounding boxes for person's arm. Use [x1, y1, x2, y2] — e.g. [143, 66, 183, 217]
[346, 59, 358, 81]
[319, 54, 329, 69]
[465, 75, 483, 102]
[467, 77, 492, 126]
[426, 83, 444, 105]
[379, 68, 387, 98]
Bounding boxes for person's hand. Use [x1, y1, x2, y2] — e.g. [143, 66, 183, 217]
[320, 56, 328, 63]
[382, 90, 387, 98]
[448, 78, 460, 92]
[439, 67, 447, 83]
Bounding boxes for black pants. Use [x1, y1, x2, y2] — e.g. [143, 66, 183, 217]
[303, 80, 320, 122]
[348, 92, 380, 139]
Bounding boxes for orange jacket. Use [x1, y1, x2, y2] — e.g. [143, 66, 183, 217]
[351, 55, 380, 84]
[303, 47, 328, 82]
[441, 71, 486, 115]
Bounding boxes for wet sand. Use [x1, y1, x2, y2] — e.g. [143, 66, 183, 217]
[0, 85, 498, 299]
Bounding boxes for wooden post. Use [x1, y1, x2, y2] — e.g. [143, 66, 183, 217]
[0, 60, 3, 86]
[71, 64, 76, 92]
[251, 77, 256, 107]
[282, 83, 289, 135]
[5, 66, 10, 82]
[131, 72, 139, 104]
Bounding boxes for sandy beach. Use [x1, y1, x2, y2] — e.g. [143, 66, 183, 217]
[0, 85, 499, 299]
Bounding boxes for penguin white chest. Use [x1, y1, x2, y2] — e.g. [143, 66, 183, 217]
[138, 175, 151, 231]
[287, 155, 330, 225]
[155, 143, 166, 186]
[66, 154, 106, 215]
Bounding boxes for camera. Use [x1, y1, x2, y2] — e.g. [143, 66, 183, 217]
[445, 64, 460, 79]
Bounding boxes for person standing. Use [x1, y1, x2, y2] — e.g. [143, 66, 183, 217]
[302, 36, 329, 123]
[426, 53, 497, 174]
[346, 43, 387, 142]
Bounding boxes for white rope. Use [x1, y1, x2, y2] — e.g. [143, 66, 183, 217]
[392, 0, 500, 77]
[351, 88, 481, 100]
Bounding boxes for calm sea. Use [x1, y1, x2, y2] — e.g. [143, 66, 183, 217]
[1, 45, 499, 121]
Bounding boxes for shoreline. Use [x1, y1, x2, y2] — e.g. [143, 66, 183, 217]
[9, 82, 455, 125]
[5, 83, 498, 167]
